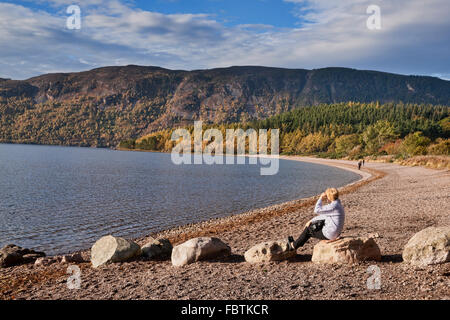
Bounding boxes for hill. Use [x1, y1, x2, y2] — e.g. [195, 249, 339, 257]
[1, 65, 450, 147]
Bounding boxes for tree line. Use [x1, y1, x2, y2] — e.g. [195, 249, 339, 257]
[120, 102, 449, 159]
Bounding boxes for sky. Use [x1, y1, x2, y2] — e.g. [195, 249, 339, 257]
[0, 0, 449, 80]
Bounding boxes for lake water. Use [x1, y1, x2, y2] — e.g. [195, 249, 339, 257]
[0, 144, 360, 255]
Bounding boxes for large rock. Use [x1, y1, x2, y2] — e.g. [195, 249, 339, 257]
[312, 237, 381, 264]
[244, 240, 296, 264]
[0, 244, 45, 268]
[142, 238, 172, 260]
[171, 237, 231, 267]
[91, 235, 141, 268]
[402, 226, 450, 267]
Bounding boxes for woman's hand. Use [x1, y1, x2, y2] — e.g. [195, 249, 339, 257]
[320, 192, 327, 201]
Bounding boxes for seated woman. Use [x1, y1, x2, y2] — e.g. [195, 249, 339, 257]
[288, 188, 345, 250]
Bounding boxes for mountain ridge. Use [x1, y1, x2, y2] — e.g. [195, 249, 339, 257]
[1, 65, 449, 147]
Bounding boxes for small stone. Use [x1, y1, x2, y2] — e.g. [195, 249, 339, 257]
[142, 238, 172, 260]
[22, 253, 45, 264]
[368, 233, 381, 238]
[61, 253, 85, 264]
[301, 281, 311, 288]
[34, 257, 58, 266]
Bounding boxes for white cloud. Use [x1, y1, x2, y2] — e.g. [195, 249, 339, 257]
[0, 0, 449, 80]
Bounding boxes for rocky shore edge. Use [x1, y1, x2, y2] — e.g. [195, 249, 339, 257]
[1, 157, 449, 300]
[1, 156, 378, 269]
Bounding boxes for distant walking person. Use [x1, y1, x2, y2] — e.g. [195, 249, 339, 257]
[362, 159, 365, 166]
[358, 161, 362, 170]
[287, 188, 345, 250]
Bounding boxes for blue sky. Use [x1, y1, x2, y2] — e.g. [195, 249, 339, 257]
[5, 0, 301, 26]
[135, 0, 302, 28]
[0, 0, 449, 80]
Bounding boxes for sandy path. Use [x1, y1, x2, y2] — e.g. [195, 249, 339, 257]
[1, 158, 449, 300]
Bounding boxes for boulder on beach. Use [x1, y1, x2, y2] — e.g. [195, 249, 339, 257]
[0, 244, 45, 268]
[244, 240, 296, 264]
[142, 238, 172, 260]
[402, 226, 450, 267]
[311, 237, 381, 264]
[91, 235, 141, 268]
[171, 237, 231, 267]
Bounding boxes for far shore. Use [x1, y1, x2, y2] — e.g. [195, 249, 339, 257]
[1, 156, 449, 300]
[116, 144, 450, 170]
[2, 141, 448, 170]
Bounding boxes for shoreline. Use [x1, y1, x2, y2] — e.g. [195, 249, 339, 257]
[65, 156, 378, 253]
[0, 157, 377, 263]
[0, 152, 372, 257]
[141, 156, 378, 247]
[0, 156, 381, 299]
[2, 158, 449, 299]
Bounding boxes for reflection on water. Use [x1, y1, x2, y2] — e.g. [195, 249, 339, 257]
[0, 144, 360, 255]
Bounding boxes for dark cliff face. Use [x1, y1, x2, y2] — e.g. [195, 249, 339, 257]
[4, 65, 450, 103]
[23, 66, 181, 103]
[0, 79, 39, 98]
[295, 68, 450, 105]
[0, 65, 449, 147]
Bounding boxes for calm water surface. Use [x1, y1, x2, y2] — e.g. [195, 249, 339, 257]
[0, 144, 360, 255]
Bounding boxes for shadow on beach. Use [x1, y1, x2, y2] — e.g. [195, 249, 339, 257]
[289, 254, 313, 263]
[206, 254, 246, 264]
[381, 254, 403, 264]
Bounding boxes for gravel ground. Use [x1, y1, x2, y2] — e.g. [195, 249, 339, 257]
[1, 158, 449, 300]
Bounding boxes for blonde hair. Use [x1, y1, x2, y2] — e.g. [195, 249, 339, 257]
[326, 188, 339, 201]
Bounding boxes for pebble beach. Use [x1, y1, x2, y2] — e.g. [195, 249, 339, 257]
[1, 157, 449, 300]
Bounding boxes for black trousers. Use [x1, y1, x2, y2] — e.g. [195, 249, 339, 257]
[293, 220, 328, 249]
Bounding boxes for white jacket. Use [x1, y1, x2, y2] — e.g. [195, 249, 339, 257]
[312, 198, 345, 240]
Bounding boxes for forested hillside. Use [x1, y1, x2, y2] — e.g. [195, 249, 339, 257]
[122, 103, 450, 159]
[1, 65, 450, 147]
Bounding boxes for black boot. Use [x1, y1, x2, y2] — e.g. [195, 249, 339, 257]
[287, 236, 295, 251]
